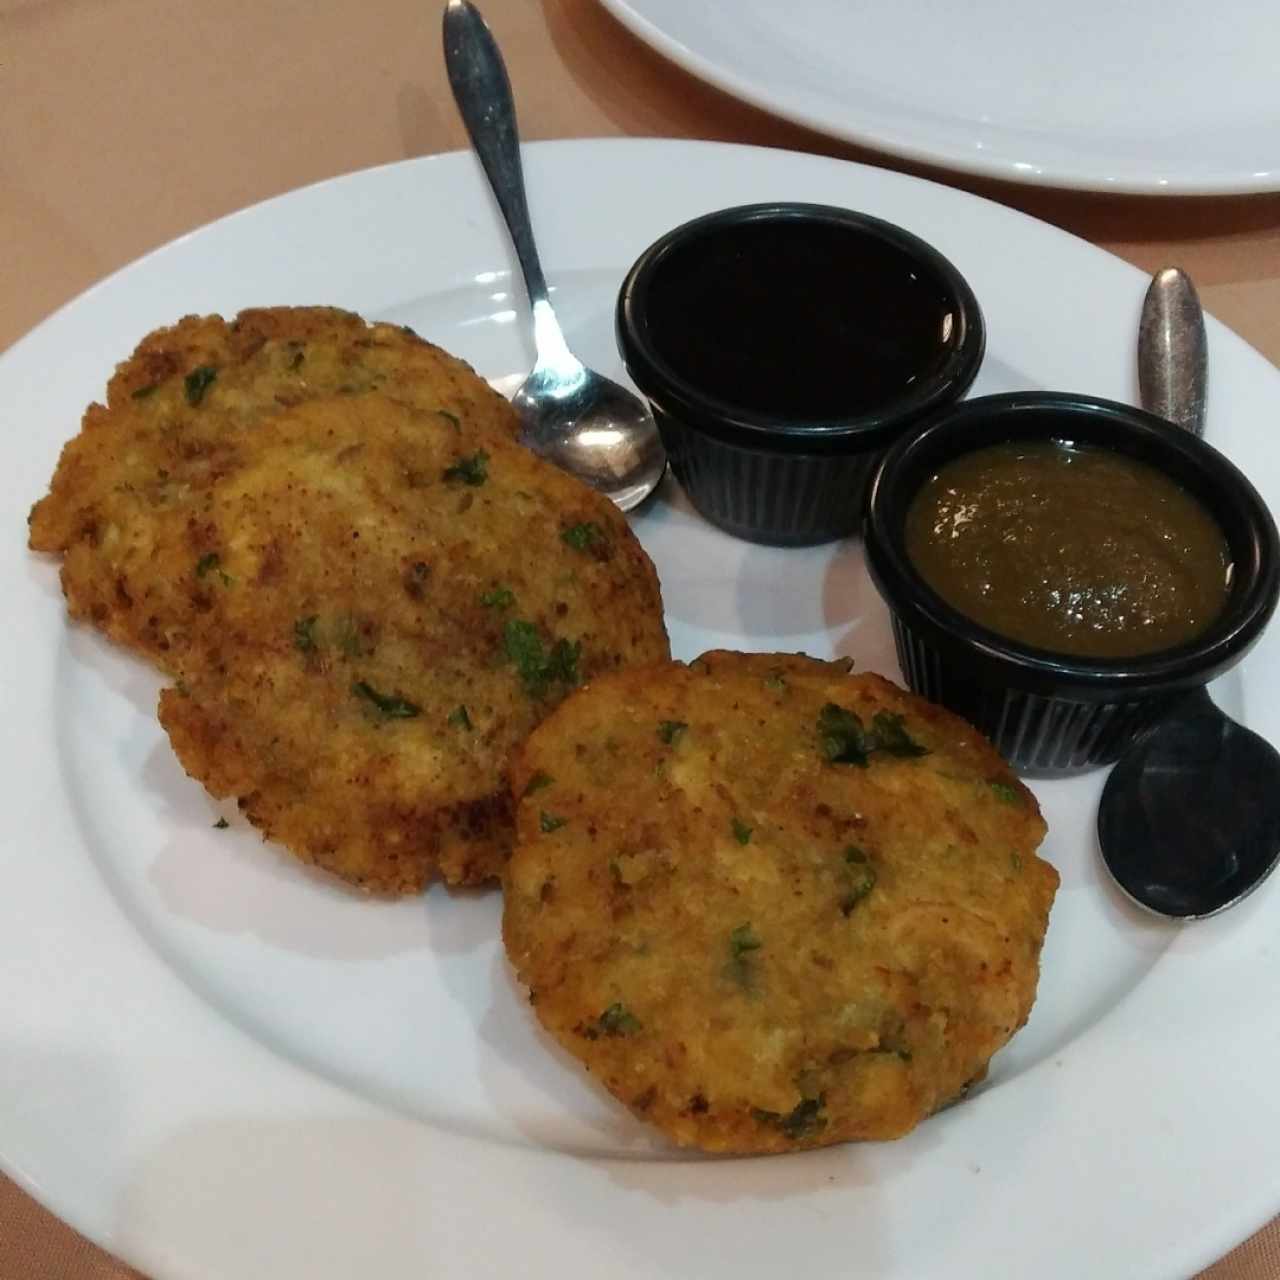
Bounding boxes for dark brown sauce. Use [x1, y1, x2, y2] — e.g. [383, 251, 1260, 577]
[905, 441, 1232, 658]
[645, 220, 957, 420]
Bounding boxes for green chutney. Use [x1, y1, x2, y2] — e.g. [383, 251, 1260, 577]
[904, 441, 1232, 658]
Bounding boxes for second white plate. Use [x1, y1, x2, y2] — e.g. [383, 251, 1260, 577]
[601, 0, 1280, 193]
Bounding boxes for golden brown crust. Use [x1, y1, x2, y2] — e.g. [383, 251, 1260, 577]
[152, 394, 668, 892]
[29, 307, 522, 672]
[502, 652, 1057, 1152]
[29, 310, 670, 892]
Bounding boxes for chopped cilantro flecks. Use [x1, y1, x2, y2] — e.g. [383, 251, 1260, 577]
[447, 705, 472, 730]
[727, 922, 763, 988]
[561, 522, 604, 552]
[443, 450, 489, 485]
[818, 703, 870, 766]
[547, 640, 582, 684]
[729, 923, 762, 960]
[657, 719, 688, 745]
[131, 383, 159, 399]
[597, 1003, 641, 1036]
[782, 1097, 827, 1139]
[753, 1097, 827, 1141]
[351, 680, 421, 719]
[194, 552, 232, 587]
[1010, 852, 1024, 872]
[819, 703, 929, 765]
[184, 365, 218, 406]
[840, 846, 877, 914]
[437, 408, 461, 432]
[480, 586, 515, 610]
[731, 817, 753, 846]
[213, 817, 229, 829]
[539, 811, 568, 833]
[504, 619, 543, 682]
[524, 771, 554, 796]
[991, 781, 1020, 804]
[869, 711, 929, 758]
[293, 615, 319, 653]
[503, 619, 581, 698]
[764, 671, 787, 692]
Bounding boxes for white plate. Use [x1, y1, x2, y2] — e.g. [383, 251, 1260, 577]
[2, 139, 1278, 1280]
[600, 0, 1280, 193]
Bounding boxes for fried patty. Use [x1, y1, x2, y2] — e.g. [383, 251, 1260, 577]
[29, 310, 669, 891]
[29, 307, 520, 672]
[503, 651, 1057, 1153]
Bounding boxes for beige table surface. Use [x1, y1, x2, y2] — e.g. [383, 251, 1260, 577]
[4, 0, 1279, 1276]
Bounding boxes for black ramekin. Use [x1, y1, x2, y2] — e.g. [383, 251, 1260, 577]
[616, 202, 985, 546]
[863, 392, 1280, 776]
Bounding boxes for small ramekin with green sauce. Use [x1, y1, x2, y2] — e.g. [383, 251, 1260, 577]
[863, 392, 1280, 775]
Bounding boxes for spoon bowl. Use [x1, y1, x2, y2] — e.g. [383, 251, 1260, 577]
[1098, 686, 1280, 918]
[513, 355, 668, 512]
[443, 0, 666, 510]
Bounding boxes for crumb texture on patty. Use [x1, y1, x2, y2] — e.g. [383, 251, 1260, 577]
[503, 651, 1058, 1152]
[30, 308, 669, 892]
[30, 307, 523, 668]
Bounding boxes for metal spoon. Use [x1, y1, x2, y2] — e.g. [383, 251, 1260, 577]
[1096, 268, 1280, 919]
[442, 0, 667, 510]
[1137, 265, 1208, 436]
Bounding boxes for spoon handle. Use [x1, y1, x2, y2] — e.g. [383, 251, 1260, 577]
[442, 1, 552, 314]
[1138, 266, 1207, 436]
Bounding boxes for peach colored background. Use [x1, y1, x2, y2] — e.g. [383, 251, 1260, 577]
[3, 0, 1278, 1276]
